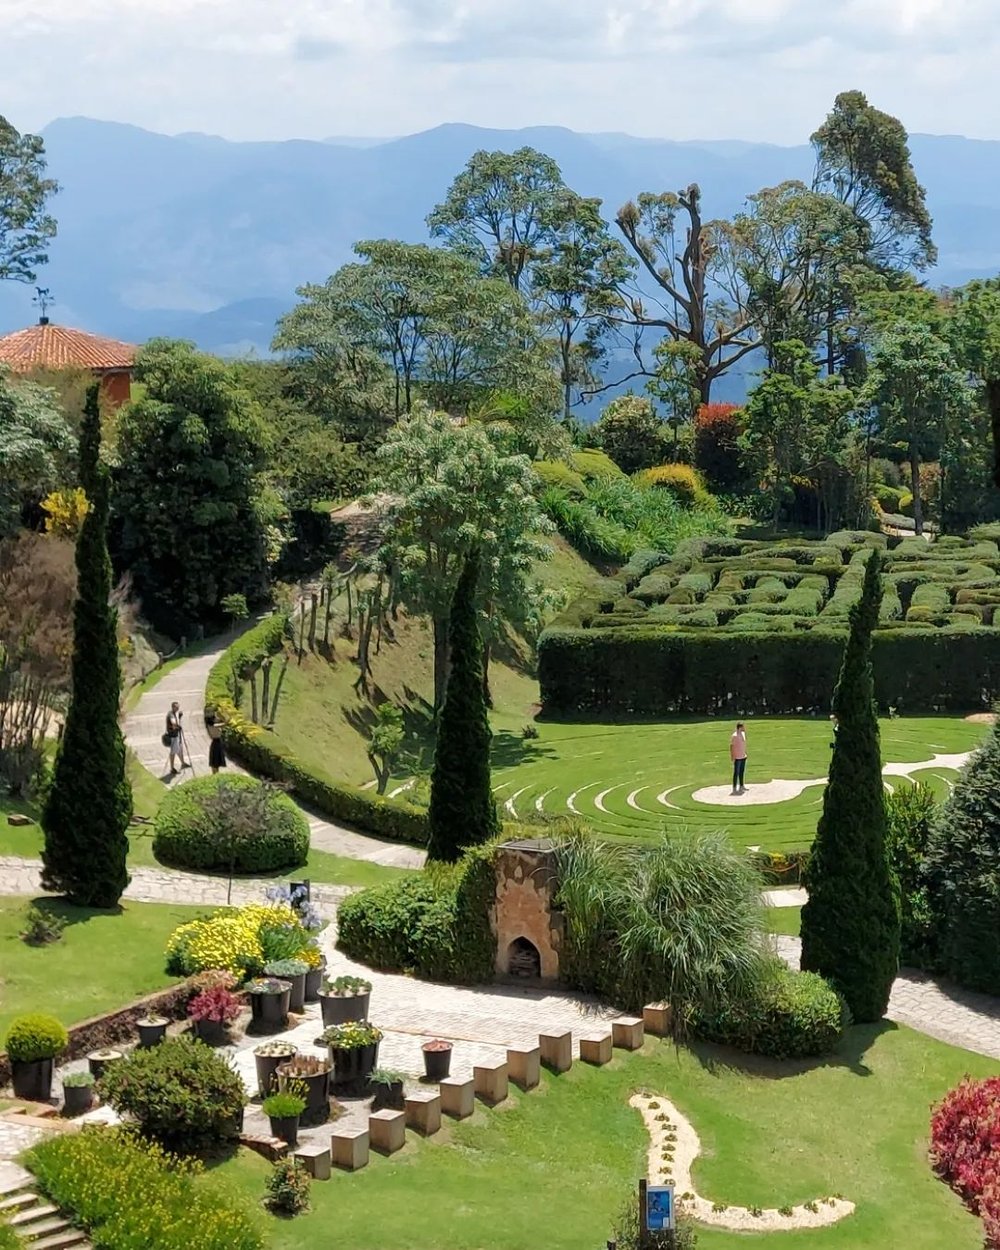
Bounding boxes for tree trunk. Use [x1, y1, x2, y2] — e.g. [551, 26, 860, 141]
[909, 447, 924, 537]
[307, 594, 318, 652]
[249, 671, 259, 725]
[260, 658, 272, 723]
[433, 615, 449, 712]
[323, 595, 333, 650]
[481, 637, 493, 709]
[269, 656, 289, 725]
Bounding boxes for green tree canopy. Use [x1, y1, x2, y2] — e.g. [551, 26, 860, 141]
[0, 115, 58, 284]
[0, 369, 73, 537]
[593, 393, 666, 474]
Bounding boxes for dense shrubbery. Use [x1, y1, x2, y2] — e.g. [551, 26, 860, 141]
[693, 403, 745, 493]
[337, 845, 497, 983]
[694, 960, 849, 1059]
[97, 1038, 246, 1154]
[885, 781, 937, 964]
[930, 1076, 1000, 1248]
[166, 900, 316, 976]
[153, 774, 309, 873]
[25, 1127, 262, 1250]
[636, 463, 713, 510]
[5, 1014, 68, 1062]
[205, 616, 428, 846]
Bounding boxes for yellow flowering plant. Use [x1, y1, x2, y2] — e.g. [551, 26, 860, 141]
[165, 901, 314, 977]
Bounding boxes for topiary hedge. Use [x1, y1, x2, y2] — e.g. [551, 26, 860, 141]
[205, 616, 429, 846]
[153, 775, 309, 873]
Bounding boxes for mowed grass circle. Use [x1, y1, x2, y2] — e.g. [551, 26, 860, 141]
[490, 715, 987, 853]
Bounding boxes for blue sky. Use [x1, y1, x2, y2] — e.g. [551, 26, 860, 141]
[4, 0, 999, 143]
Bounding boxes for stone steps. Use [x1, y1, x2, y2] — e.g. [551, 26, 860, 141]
[0, 1178, 91, 1249]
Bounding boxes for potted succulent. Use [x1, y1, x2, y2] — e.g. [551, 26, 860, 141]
[318, 975, 371, 1027]
[62, 1070, 95, 1117]
[136, 1014, 169, 1048]
[421, 1038, 453, 1082]
[321, 1020, 383, 1089]
[254, 1040, 298, 1099]
[246, 977, 292, 1030]
[264, 959, 309, 1013]
[262, 1084, 308, 1148]
[5, 1014, 68, 1102]
[369, 1067, 406, 1112]
[187, 984, 243, 1045]
[303, 944, 326, 1003]
[87, 1047, 124, 1081]
[276, 1053, 332, 1124]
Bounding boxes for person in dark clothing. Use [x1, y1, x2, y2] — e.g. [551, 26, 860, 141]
[205, 706, 227, 775]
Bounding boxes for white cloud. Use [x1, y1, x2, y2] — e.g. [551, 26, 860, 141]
[2, 0, 1000, 142]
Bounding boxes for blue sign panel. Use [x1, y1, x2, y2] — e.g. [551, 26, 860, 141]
[646, 1185, 674, 1231]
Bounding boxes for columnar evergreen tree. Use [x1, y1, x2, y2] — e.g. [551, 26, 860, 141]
[42, 383, 132, 907]
[800, 547, 899, 1021]
[426, 550, 500, 863]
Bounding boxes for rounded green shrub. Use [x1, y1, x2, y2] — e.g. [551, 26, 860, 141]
[98, 1036, 246, 1153]
[636, 463, 713, 510]
[153, 774, 309, 873]
[5, 1014, 68, 1062]
[532, 461, 587, 498]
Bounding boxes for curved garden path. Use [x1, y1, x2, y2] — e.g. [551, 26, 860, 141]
[122, 635, 425, 870]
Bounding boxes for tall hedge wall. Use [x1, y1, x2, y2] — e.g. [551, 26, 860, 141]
[538, 624, 1000, 715]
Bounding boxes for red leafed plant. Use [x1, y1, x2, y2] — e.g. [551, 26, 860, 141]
[692, 403, 745, 494]
[930, 1076, 1000, 1246]
[186, 985, 243, 1024]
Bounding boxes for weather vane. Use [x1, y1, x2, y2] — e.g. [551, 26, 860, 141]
[33, 287, 53, 324]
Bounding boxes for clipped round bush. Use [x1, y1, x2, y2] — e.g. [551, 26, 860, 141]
[532, 460, 587, 499]
[5, 1014, 68, 1062]
[153, 774, 309, 873]
[636, 463, 713, 510]
[98, 1035, 246, 1153]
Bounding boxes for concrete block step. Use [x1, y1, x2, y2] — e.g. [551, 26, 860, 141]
[8, 1201, 58, 1225]
[0, 1191, 35, 1213]
[15, 1215, 74, 1239]
[25, 1233, 91, 1250]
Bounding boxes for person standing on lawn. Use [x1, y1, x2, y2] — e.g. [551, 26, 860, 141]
[730, 722, 748, 795]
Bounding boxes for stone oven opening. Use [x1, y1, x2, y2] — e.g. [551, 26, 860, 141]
[507, 936, 542, 980]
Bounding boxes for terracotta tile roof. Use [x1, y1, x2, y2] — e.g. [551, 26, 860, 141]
[0, 322, 136, 372]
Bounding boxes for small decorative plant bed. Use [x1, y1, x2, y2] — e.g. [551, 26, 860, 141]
[135, 1014, 169, 1048]
[246, 977, 292, 1031]
[370, 1068, 406, 1112]
[264, 959, 309, 1013]
[262, 1085, 307, 1149]
[321, 1021, 383, 1090]
[187, 983, 242, 1045]
[318, 976, 371, 1027]
[87, 1048, 124, 1081]
[422, 1039, 453, 1082]
[61, 1070, 95, 1117]
[5, 1014, 68, 1102]
[254, 1041, 298, 1099]
[276, 1053, 332, 1125]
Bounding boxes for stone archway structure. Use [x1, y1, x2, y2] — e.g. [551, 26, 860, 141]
[490, 838, 563, 984]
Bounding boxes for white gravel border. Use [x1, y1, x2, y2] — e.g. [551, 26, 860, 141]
[630, 1093, 855, 1233]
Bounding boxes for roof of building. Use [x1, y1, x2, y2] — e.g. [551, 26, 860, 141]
[0, 321, 136, 372]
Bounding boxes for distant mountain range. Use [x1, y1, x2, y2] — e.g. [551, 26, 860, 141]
[3, 117, 1000, 389]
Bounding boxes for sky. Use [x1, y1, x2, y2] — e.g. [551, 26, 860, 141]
[4, 0, 1000, 143]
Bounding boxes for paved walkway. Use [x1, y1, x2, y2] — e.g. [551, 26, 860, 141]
[123, 637, 425, 870]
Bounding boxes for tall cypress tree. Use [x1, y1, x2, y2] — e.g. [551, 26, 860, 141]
[800, 547, 900, 1021]
[427, 549, 500, 863]
[42, 384, 132, 906]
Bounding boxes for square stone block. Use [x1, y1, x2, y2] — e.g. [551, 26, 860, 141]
[405, 1090, 442, 1136]
[643, 1002, 674, 1037]
[331, 1127, 369, 1171]
[507, 1045, 541, 1091]
[439, 1077, 475, 1119]
[369, 1108, 406, 1155]
[294, 1143, 331, 1180]
[474, 1060, 509, 1105]
[612, 1016, 645, 1051]
[579, 1033, 613, 1065]
[539, 1031, 572, 1073]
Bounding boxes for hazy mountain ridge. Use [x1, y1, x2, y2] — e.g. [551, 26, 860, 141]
[2, 117, 999, 366]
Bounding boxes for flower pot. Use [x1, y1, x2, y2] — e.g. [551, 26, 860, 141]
[250, 983, 291, 1030]
[255, 1048, 297, 1099]
[11, 1058, 53, 1102]
[191, 1019, 230, 1047]
[422, 1041, 453, 1082]
[277, 1061, 331, 1125]
[284, 972, 306, 1014]
[304, 966, 324, 1003]
[319, 990, 369, 1027]
[371, 1079, 405, 1111]
[136, 1019, 168, 1048]
[330, 1042, 379, 1089]
[62, 1083, 94, 1117]
[87, 1049, 124, 1080]
[268, 1113, 300, 1148]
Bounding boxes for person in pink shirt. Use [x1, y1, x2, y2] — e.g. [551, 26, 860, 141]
[730, 722, 748, 795]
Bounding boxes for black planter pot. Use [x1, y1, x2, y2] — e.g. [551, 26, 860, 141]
[277, 1062, 332, 1125]
[62, 1084, 94, 1117]
[11, 1058, 54, 1102]
[268, 1113, 299, 1148]
[254, 1049, 297, 1098]
[249, 983, 291, 1030]
[136, 1019, 168, 1048]
[284, 972, 306, 1014]
[330, 1042, 379, 1089]
[191, 1019, 230, 1047]
[319, 991, 370, 1027]
[87, 1050, 124, 1080]
[304, 966, 324, 1003]
[371, 1079, 405, 1111]
[422, 1044, 453, 1082]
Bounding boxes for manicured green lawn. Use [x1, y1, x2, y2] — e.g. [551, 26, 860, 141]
[211, 1025, 989, 1250]
[765, 905, 802, 936]
[0, 897, 203, 1040]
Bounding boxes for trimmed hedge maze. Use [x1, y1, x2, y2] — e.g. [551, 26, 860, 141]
[539, 530, 1000, 715]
